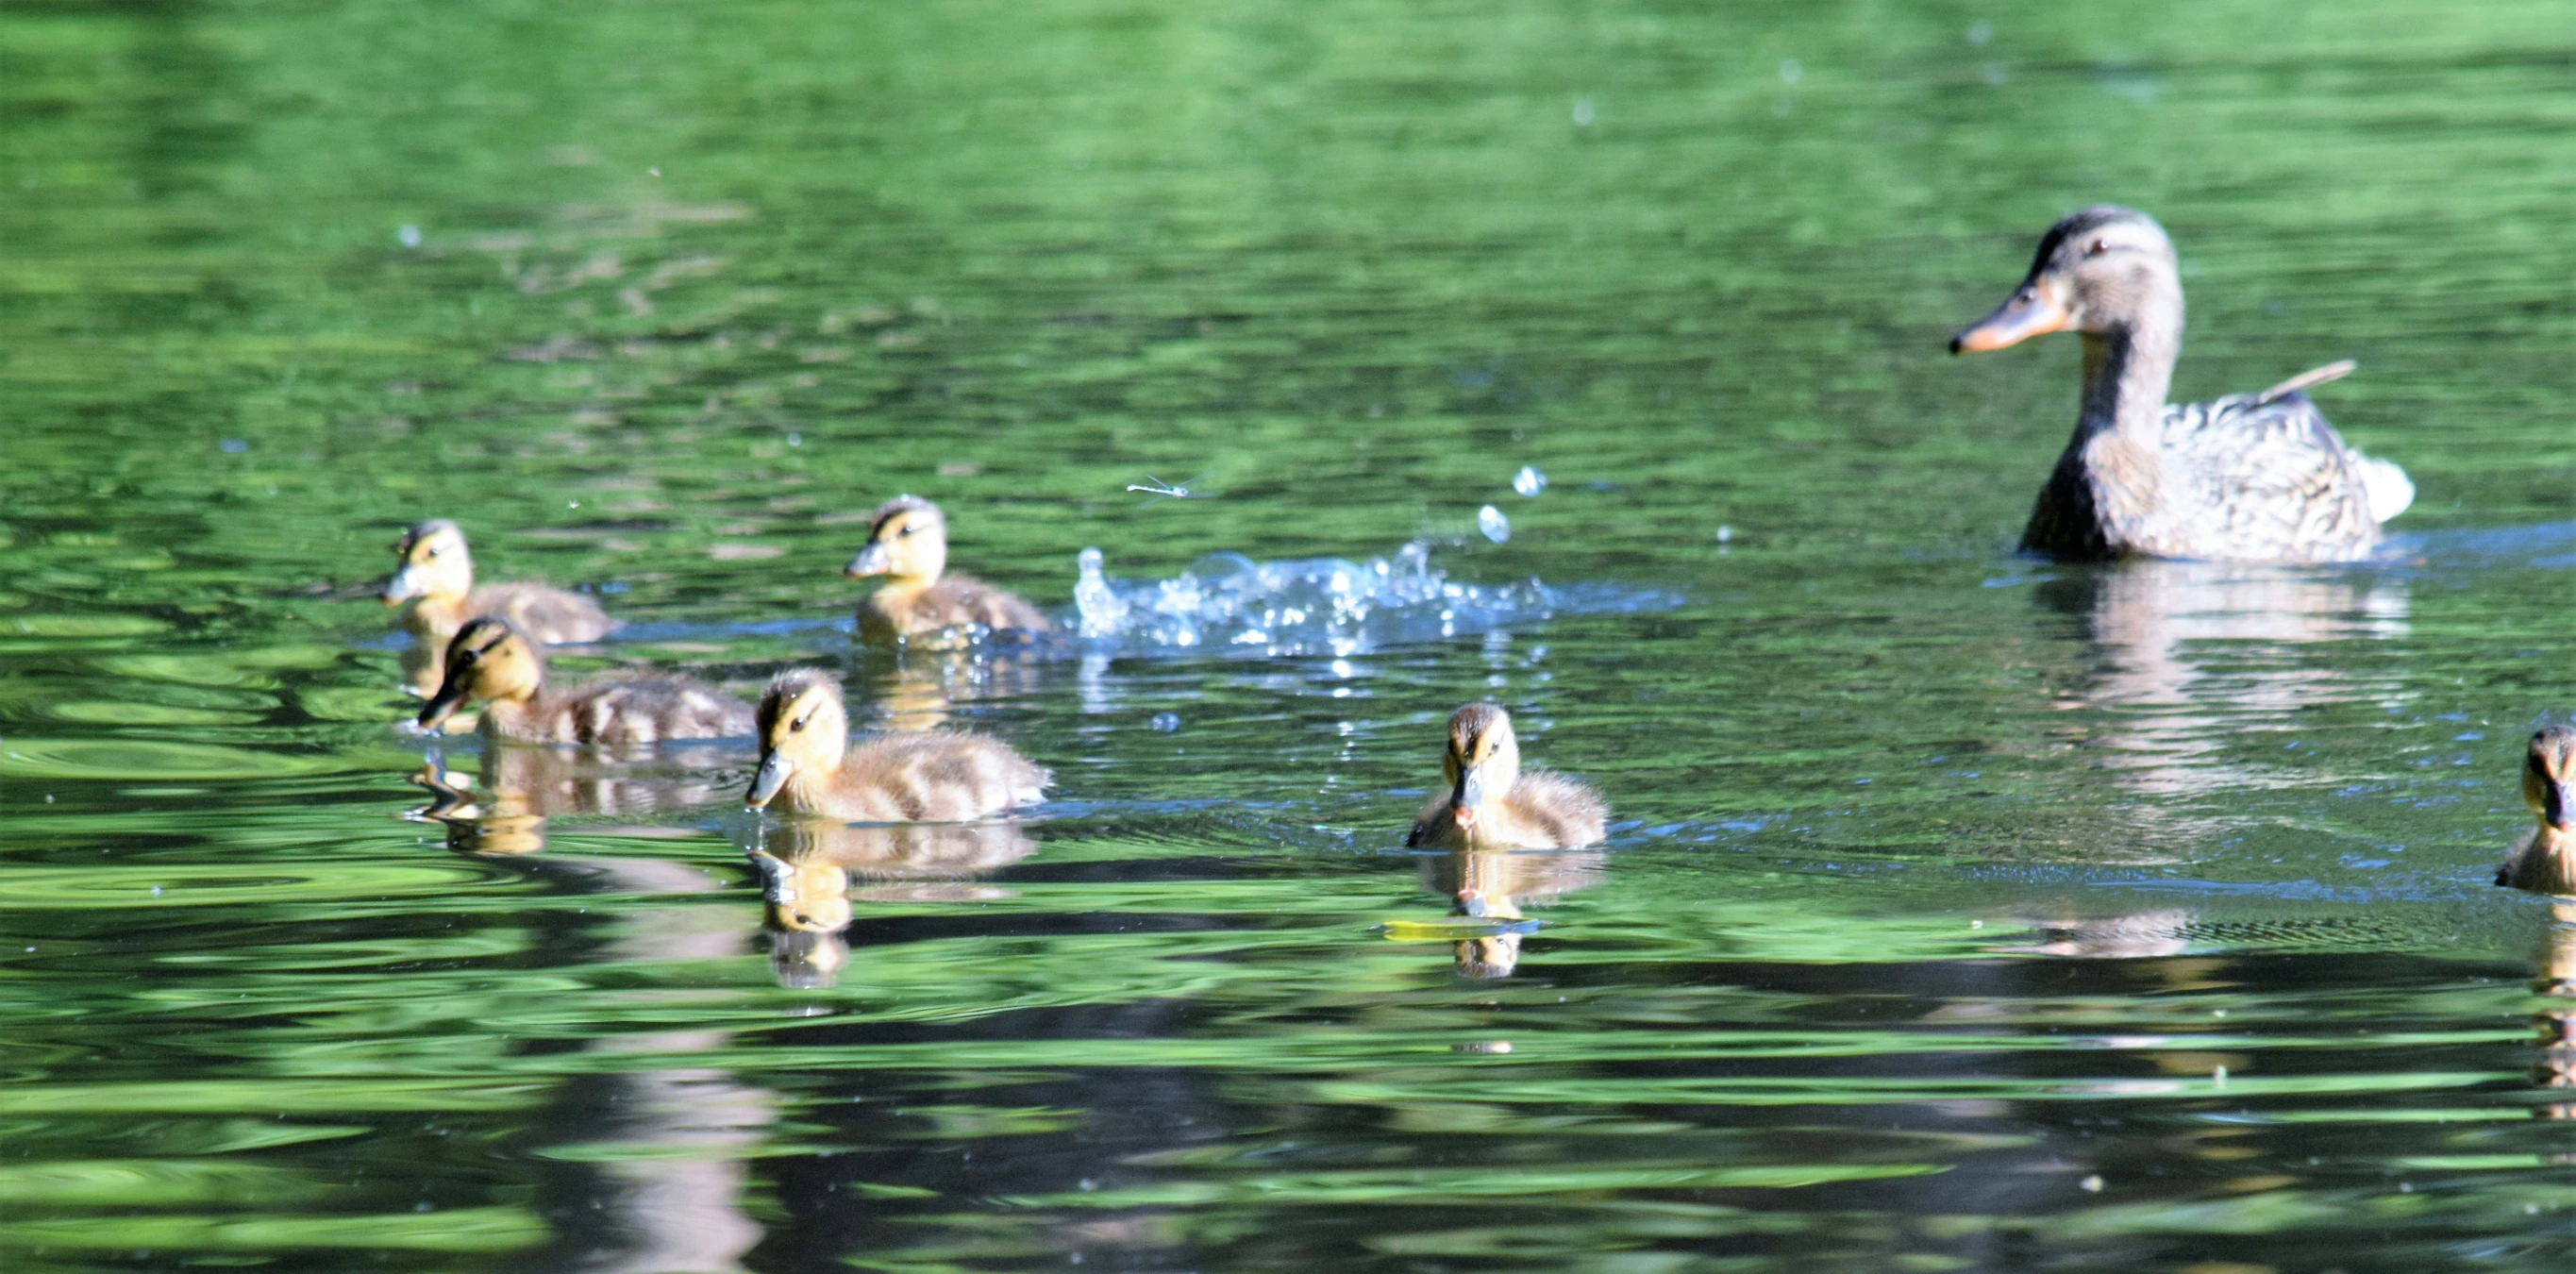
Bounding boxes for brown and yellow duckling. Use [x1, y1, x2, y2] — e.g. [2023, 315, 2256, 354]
[1952, 206, 2411, 563]
[1407, 702, 1607, 851]
[417, 616, 754, 746]
[843, 496, 1052, 645]
[745, 668, 1050, 821]
[2501, 726, 2576, 895]
[383, 519, 617, 647]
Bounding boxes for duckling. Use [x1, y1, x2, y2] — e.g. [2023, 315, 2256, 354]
[416, 616, 754, 746]
[2501, 727, 2576, 894]
[1951, 206, 2412, 562]
[843, 496, 1052, 645]
[382, 519, 617, 646]
[745, 668, 1050, 820]
[1407, 702, 1607, 851]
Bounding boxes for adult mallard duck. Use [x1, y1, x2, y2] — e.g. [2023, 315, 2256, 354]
[843, 496, 1052, 645]
[745, 668, 1050, 821]
[1406, 702, 1606, 851]
[1952, 206, 2412, 562]
[417, 616, 753, 746]
[2501, 726, 2576, 895]
[382, 519, 617, 646]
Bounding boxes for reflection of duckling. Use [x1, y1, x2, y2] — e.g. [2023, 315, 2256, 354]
[1428, 845, 1606, 979]
[1407, 703, 1606, 850]
[2501, 727, 2576, 895]
[1951, 206, 2410, 562]
[2533, 903, 2576, 1119]
[843, 496, 1051, 645]
[383, 520, 616, 646]
[417, 617, 754, 745]
[745, 668, 1049, 820]
[747, 820, 1036, 988]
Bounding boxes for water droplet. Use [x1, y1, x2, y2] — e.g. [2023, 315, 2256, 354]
[397, 224, 422, 248]
[2080, 1174, 2103, 1193]
[1715, 525, 1734, 544]
[1149, 712, 1180, 733]
[220, 439, 248, 454]
[1570, 101, 1594, 126]
[1075, 547, 1129, 638]
[1966, 19, 1992, 44]
[786, 431, 801, 447]
[1512, 465, 1547, 497]
[1779, 59, 1802, 85]
[1477, 506, 1511, 544]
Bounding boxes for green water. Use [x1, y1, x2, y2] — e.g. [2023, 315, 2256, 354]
[11, 0, 2576, 1269]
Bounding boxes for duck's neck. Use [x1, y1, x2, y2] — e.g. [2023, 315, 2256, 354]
[2075, 311, 2180, 446]
[477, 691, 544, 741]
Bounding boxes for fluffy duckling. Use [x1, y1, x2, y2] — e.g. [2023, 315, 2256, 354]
[746, 668, 1050, 820]
[1951, 206, 2411, 562]
[383, 519, 617, 647]
[417, 616, 754, 746]
[1407, 702, 1607, 851]
[843, 496, 1052, 645]
[2501, 727, 2576, 894]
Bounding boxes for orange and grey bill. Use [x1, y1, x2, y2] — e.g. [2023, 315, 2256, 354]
[1951, 281, 2074, 353]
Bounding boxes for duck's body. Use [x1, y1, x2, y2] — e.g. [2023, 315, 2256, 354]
[844, 496, 1052, 645]
[747, 668, 1050, 822]
[384, 520, 615, 647]
[1406, 702, 1607, 851]
[2501, 727, 2576, 895]
[418, 617, 753, 746]
[1954, 207, 2410, 563]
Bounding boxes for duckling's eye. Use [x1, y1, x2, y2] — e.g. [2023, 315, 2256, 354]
[789, 715, 809, 732]
[423, 546, 442, 559]
[897, 525, 916, 538]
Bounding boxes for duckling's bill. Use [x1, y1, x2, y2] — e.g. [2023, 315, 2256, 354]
[746, 752, 794, 809]
[844, 543, 891, 578]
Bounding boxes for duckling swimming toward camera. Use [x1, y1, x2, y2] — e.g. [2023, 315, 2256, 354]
[1951, 206, 2411, 563]
[1407, 702, 1606, 851]
[383, 519, 617, 646]
[746, 668, 1050, 821]
[417, 616, 754, 746]
[2501, 727, 2576, 895]
[844, 496, 1052, 645]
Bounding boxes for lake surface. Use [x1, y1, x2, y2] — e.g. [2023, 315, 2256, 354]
[9, 0, 2576, 1269]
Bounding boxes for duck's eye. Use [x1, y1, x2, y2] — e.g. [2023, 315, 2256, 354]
[897, 525, 916, 538]
[423, 546, 442, 559]
[790, 715, 809, 732]
[2085, 239, 2109, 258]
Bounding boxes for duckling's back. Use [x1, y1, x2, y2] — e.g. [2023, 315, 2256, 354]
[874, 574, 1052, 642]
[1510, 769, 1610, 847]
[537, 675, 754, 746]
[829, 731, 1051, 821]
[472, 582, 616, 645]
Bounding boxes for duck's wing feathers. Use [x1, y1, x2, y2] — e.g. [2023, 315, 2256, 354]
[838, 731, 1050, 821]
[473, 583, 618, 644]
[2157, 386, 2397, 562]
[564, 676, 755, 746]
[925, 574, 1053, 635]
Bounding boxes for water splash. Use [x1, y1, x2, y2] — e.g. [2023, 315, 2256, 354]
[1513, 465, 1547, 497]
[1068, 541, 1674, 657]
[1477, 506, 1511, 544]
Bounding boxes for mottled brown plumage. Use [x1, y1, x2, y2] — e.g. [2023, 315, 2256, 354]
[416, 617, 753, 746]
[745, 668, 1050, 821]
[843, 496, 1051, 645]
[1953, 206, 2411, 563]
[2501, 727, 2576, 895]
[382, 519, 616, 647]
[1407, 702, 1607, 851]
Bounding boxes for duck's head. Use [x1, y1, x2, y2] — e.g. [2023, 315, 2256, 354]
[844, 495, 946, 585]
[748, 668, 849, 809]
[382, 519, 475, 606]
[418, 617, 544, 729]
[1440, 702, 1522, 835]
[1951, 205, 2180, 354]
[2527, 727, 2576, 833]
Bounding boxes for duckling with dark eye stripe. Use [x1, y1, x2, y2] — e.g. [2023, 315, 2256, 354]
[417, 617, 753, 746]
[2501, 726, 2576, 895]
[1407, 702, 1607, 851]
[746, 669, 1049, 821]
[383, 519, 616, 647]
[844, 496, 1052, 645]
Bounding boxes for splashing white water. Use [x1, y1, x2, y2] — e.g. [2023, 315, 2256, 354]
[1477, 506, 1511, 544]
[1068, 541, 1651, 657]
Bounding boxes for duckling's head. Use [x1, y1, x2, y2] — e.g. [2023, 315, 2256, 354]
[382, 519, 475, 606]
[844, 495, 947, 585]
[748, 668, 850, 809]
[2527, 727, 2576, 832]
[1951, 205, 2180, 354]
[1440, 702, 1522, 834]
[418, 617, 544, 730]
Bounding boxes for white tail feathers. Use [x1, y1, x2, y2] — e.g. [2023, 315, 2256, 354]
[2254, 359, 2357, 406]
[2359, 455, 2414, 524]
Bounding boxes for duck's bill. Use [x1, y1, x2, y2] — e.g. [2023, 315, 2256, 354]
[380, 568, 425, 605]
[746, 753, 792, 809]
[416, 683, 469, 730]
[1951, 282, 2074, 353]
[842, 544, 890, 578]
[2549, 780, 2576, 832]
[1449, 768, 1489, 830]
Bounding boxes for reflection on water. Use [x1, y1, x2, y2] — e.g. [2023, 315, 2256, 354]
[748, 819, 1036, 988]
[1417, 845, 1604, 978]
[409, 744, 737, 855]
